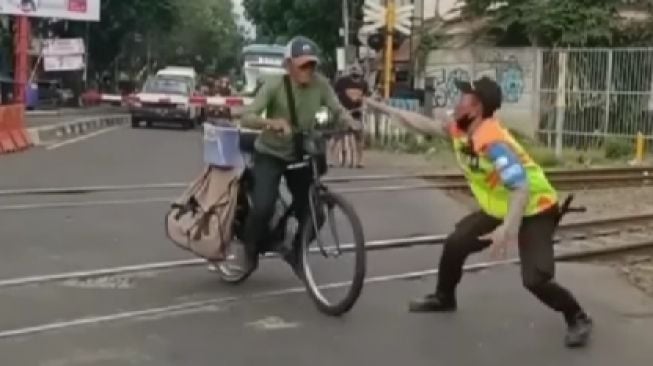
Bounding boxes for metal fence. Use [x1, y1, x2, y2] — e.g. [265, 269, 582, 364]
[365, 98, 423, 148]
[369, 47, 653, 154]
[537, 48, 653, 151]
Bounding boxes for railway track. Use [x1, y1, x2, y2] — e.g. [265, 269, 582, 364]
[0, 211, 650, 340]
[1, 166, 653, 197]
[328, 166, 653, 192]
[0, 211, 651, 290]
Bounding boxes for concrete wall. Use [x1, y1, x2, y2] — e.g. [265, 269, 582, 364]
[420, 48, 540, 136]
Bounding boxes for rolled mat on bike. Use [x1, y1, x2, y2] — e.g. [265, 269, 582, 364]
[165, 166, 241, 261]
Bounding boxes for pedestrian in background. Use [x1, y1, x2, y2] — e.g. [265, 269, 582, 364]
[332, 64, 368, 168]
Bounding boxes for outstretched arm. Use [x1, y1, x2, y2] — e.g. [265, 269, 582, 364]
[365, 98, 450, 137]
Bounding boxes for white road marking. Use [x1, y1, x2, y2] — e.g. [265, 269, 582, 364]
[0, 183, 187, 196]
[46, 126, 122, 150]
[0, 185, 437, 211]
[0, 197, 172, 211]
[0, 235, 446, 289]
[0, 260, 516, 340]
[0, 258, 203, 288]
[246, 316, 301, 331]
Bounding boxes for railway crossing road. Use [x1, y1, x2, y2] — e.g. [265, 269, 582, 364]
[1, 126, 653, 365]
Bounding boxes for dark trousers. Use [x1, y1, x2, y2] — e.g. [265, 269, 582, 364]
[437, 207, 583, 319]
[242, 152, 312, 255]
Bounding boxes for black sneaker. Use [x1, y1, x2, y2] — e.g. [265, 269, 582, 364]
[565, 312, 593, 348]
[408, 293, 457, 313]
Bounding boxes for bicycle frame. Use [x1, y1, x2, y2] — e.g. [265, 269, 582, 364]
[236, 129, 349, 257]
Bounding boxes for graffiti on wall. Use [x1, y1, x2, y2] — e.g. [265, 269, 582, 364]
[425, 52, 527, 108]
[428, 67, 471, 108]
[483, 54, 526, 104]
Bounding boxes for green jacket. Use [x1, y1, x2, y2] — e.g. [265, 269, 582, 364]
[241, 73, 351, 161]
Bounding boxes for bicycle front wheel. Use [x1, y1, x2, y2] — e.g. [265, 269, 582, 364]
[299, 189, 366, 316]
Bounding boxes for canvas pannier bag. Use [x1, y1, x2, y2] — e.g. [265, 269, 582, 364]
[165, 166, 240, 261]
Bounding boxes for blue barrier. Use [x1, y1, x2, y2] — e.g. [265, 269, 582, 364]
[388, 98, 420, 112]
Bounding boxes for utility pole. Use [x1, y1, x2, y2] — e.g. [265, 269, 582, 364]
[83, 22, 90, 89]
[343, 0, 350, 50]
[13, 16, 30, 104]
[383, 0, 395, 99]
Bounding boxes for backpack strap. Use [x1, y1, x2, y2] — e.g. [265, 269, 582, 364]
[283, 74, 299, 128]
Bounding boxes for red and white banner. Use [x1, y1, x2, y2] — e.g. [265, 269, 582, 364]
[0, 0, 101, 21]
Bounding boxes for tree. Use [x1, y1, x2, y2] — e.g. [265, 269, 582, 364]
[242, 0, 344, 65]
[458, 0, 620, 47]
[60, 0, 242, 83]
[71, 0, 178, 75]
[159, 0, 244, 76]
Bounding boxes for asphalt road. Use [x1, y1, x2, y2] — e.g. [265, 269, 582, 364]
[1, 125, 653, 365]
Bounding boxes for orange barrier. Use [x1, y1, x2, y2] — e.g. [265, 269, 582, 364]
[0, 104, 31, 154]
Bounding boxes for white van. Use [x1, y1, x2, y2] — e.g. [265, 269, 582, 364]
[155, 66, 203, 121]
[157, 67, 197, 88]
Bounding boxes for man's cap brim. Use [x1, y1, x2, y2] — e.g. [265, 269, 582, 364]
[292, 55, 319, 67]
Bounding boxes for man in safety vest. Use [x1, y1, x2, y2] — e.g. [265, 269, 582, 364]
[365, 76, 593, 348]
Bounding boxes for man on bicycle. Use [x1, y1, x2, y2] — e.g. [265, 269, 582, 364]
[365, 76, 593, 348]
[235, 36, 357, 274]
[332, 64, 369, 168]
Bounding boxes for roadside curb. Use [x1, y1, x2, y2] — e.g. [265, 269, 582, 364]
[27, 114, 131, 146]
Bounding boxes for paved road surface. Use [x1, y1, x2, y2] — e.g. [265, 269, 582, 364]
[1, 125, 652, 365]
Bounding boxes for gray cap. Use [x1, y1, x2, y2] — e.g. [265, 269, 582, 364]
[284, 36, 320, 66]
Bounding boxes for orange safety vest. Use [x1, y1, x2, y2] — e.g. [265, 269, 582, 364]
[450, 118, 557, 218]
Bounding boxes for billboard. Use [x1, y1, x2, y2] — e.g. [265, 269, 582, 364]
[0, 0, 101, 21]
[42, 38, 85, 56]
[42, 38, 86, 71]
[43, 55, 84, 71]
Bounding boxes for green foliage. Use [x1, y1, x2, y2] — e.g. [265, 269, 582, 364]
[460, 0, 620, 47]
[604, 137, 632, 159]
[62, 0, 243, 81]
[73, 0, 177, 73]
[242, 0, 342, 66]
[159, 0, 244, 75]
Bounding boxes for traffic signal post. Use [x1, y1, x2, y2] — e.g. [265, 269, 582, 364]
[383, 0, 394, 99]
[362, 0, 413, 99]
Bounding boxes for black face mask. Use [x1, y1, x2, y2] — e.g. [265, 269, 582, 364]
[456, 114, 475, 131]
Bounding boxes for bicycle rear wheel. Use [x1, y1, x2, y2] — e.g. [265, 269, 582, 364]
[299, 189, 366, 316]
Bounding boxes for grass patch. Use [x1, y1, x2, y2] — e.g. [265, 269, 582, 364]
[604, 137, 633, 159]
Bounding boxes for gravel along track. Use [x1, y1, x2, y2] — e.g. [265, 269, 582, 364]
[556, 212, 653, 298]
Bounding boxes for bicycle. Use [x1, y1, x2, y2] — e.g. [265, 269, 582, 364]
[213, 128, 367, 316]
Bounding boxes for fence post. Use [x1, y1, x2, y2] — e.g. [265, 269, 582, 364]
[532, 47, 543, 144]
[603, 49, 613, 138]
[555, 51, 568, 158]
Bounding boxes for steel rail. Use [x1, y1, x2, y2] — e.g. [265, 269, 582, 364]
[2, 166, 653, 197]
[1, 211, 652, 289]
